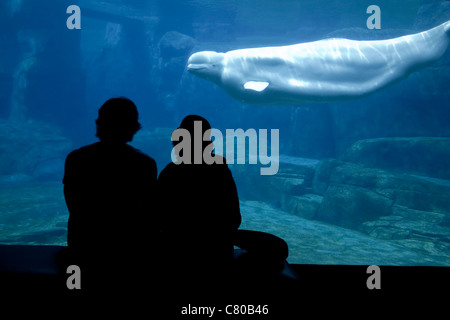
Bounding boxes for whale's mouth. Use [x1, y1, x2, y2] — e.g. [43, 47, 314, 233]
[187, 64, 207, 71]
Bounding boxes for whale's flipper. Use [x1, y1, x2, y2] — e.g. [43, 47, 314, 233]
[243, 81, 269, 92]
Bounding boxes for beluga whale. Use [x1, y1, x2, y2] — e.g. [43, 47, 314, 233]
[187, 21, 450, 105]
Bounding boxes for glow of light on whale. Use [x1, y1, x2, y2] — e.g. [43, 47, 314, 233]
[187, 21, 450, 105]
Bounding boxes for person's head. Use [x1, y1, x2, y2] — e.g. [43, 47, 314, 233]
[177, 114, 211, 142]
[95, 97, 142, 143]
[172, 115, 213, 163]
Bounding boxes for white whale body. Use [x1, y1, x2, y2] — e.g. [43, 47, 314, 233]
[187, 21, 450, 105]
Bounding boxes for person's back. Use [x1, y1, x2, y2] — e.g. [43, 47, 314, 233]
[64, 142, 157, 250]
[62, 97, 157, 290]
[158, 115, 241, 282]
[158, 157, 240, 256]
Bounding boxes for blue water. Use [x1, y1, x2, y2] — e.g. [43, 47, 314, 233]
[0, 0, 449, 266]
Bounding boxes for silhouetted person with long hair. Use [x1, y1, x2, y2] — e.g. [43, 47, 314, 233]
[157, 115, 241, 286]
[62, 97, 157, 291]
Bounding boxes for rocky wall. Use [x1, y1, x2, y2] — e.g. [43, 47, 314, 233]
[232, 136, 450, 264]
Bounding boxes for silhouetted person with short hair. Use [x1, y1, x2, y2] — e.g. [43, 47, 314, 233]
[62, 97, 157, 291]
[157, 115, 241, 285]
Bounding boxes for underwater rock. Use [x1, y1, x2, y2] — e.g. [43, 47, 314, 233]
[360, 215, 450, 242]
[239, 200, 445, 266]
[245, 155, 450, 241]
[393, 179, 450, 214]
[156, 31, 197, 107]
[0, 120, 72, 180]
[0, 181, 68, 246]
[231, 156, 317, 201]
[271, 175, 306, 195]
[359, 204, 450, 258]
[359, 217, 411, 240]
[392, 205, 446, 224]
[158, 31, 196, 59]
[312, 158, 341, 196]
[312, 158, 450, 248]
[343, 137, 450, 180]
[318, 160, 450, 210]
[285, 194, 323, 220]
[316, 184, 393, 229]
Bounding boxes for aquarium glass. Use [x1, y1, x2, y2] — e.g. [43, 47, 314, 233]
[0, 0, 449, 266]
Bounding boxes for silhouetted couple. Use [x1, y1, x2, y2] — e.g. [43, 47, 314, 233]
[62, 97, 241, 292]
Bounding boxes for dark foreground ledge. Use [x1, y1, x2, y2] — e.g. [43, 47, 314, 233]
[0, 244, 448, 313]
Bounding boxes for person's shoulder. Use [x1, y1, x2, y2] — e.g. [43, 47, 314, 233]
[159, 161, 177, 174]
[126, 145, 157, 166]
[208, 155, 232, 171]
[125, 144, 147, 157]
[158, 161, 180, 179]
[63, 143, 101, 183]
[66, 142, 100, 160]
[212, 154, 228, 165]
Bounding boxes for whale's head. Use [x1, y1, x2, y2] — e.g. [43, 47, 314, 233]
[187, 51, 225, 83]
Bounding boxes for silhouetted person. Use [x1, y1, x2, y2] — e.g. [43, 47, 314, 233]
[62, 97, 157, 291]
[157, 115, 241, 284]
